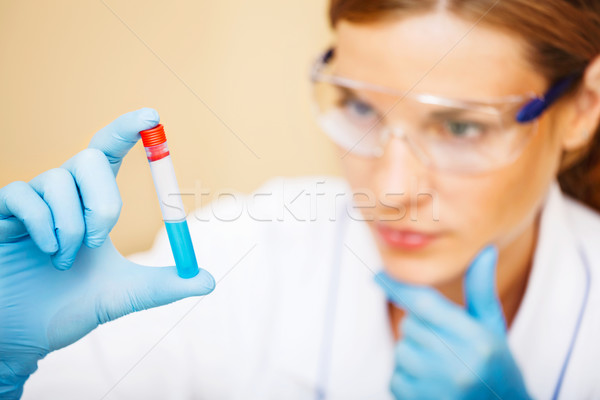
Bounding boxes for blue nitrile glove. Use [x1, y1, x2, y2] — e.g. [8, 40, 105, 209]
[376, 246, 531, 400]
[0, 108, 215, 399]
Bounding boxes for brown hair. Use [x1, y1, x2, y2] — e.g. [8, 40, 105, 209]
[329, 0, 600, 212]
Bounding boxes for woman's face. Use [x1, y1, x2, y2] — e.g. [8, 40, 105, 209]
[336, 12, 567, 285]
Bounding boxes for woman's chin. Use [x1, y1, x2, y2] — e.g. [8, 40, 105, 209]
[379, 254, 466, 287]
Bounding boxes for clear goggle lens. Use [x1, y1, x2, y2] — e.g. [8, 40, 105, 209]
[312, 78, 538, 174]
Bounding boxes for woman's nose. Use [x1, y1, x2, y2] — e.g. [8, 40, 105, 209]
[373, 136, 433, 216]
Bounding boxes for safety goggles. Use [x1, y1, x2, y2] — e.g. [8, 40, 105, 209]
[310, 48, 578, 174]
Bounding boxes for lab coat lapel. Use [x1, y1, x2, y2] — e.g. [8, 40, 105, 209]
[508, 181, 588, 400]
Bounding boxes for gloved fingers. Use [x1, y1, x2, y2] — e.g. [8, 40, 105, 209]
[391, 370, 455, 400]
[401, 314, 502, 393]
[95, 261, 216, 325]
[400, 314, 454, 354]
[394, 337, 432, 378]
[62, 148, 122, 248]
[0, 215, 27, 241]
[0, 180, 58, 254]
[464, 245, 506, 337]
[375, 271, 480, 335]
[390, 371, 419, 400]
[29, 168, 85, 270]
[88, 108, 160, 176]
[402, 309, 494, 366]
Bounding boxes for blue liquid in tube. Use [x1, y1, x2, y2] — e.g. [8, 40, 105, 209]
[165, 220, 199, 279]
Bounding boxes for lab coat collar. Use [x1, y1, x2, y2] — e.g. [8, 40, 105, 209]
[507, 181, 589, 400]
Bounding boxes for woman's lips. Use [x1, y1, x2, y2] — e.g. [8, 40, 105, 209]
[375, 223, 440, 250]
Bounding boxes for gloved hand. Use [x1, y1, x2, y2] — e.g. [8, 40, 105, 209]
[0, 108, 215, 399]
[376, 246, 531, 400]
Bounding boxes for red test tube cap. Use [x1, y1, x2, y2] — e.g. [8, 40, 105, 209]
[140, 124, 166, 147]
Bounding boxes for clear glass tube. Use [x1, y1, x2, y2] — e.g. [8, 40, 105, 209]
[140, 125, 199, 279]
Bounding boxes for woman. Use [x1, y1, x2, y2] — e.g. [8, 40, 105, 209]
[1, 0, 600, 399]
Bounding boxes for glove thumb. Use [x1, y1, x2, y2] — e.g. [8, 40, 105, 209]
[96, 258, 216, 325]
[46, 237, 215, 351]
[464, 245, 506, 336]
[123, 260, 216, 313]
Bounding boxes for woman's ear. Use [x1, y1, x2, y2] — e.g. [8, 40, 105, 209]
[562, 54, 600, 151]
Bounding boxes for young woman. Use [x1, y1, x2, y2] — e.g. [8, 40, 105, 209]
[1, 0, 599, 399]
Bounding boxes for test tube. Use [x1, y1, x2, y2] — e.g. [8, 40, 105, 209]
[139, 124, 199, 279]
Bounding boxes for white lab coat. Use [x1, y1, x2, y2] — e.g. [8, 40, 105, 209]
[23, 175, 600, 400]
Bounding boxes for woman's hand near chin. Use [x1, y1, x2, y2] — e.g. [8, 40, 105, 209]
[376, 246, 532, 400]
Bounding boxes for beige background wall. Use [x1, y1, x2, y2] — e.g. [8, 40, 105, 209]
[0, 0, 342, 255]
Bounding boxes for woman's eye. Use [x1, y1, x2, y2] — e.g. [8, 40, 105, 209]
[444, 120, 486, 139]
[343, 98, 377, 119]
